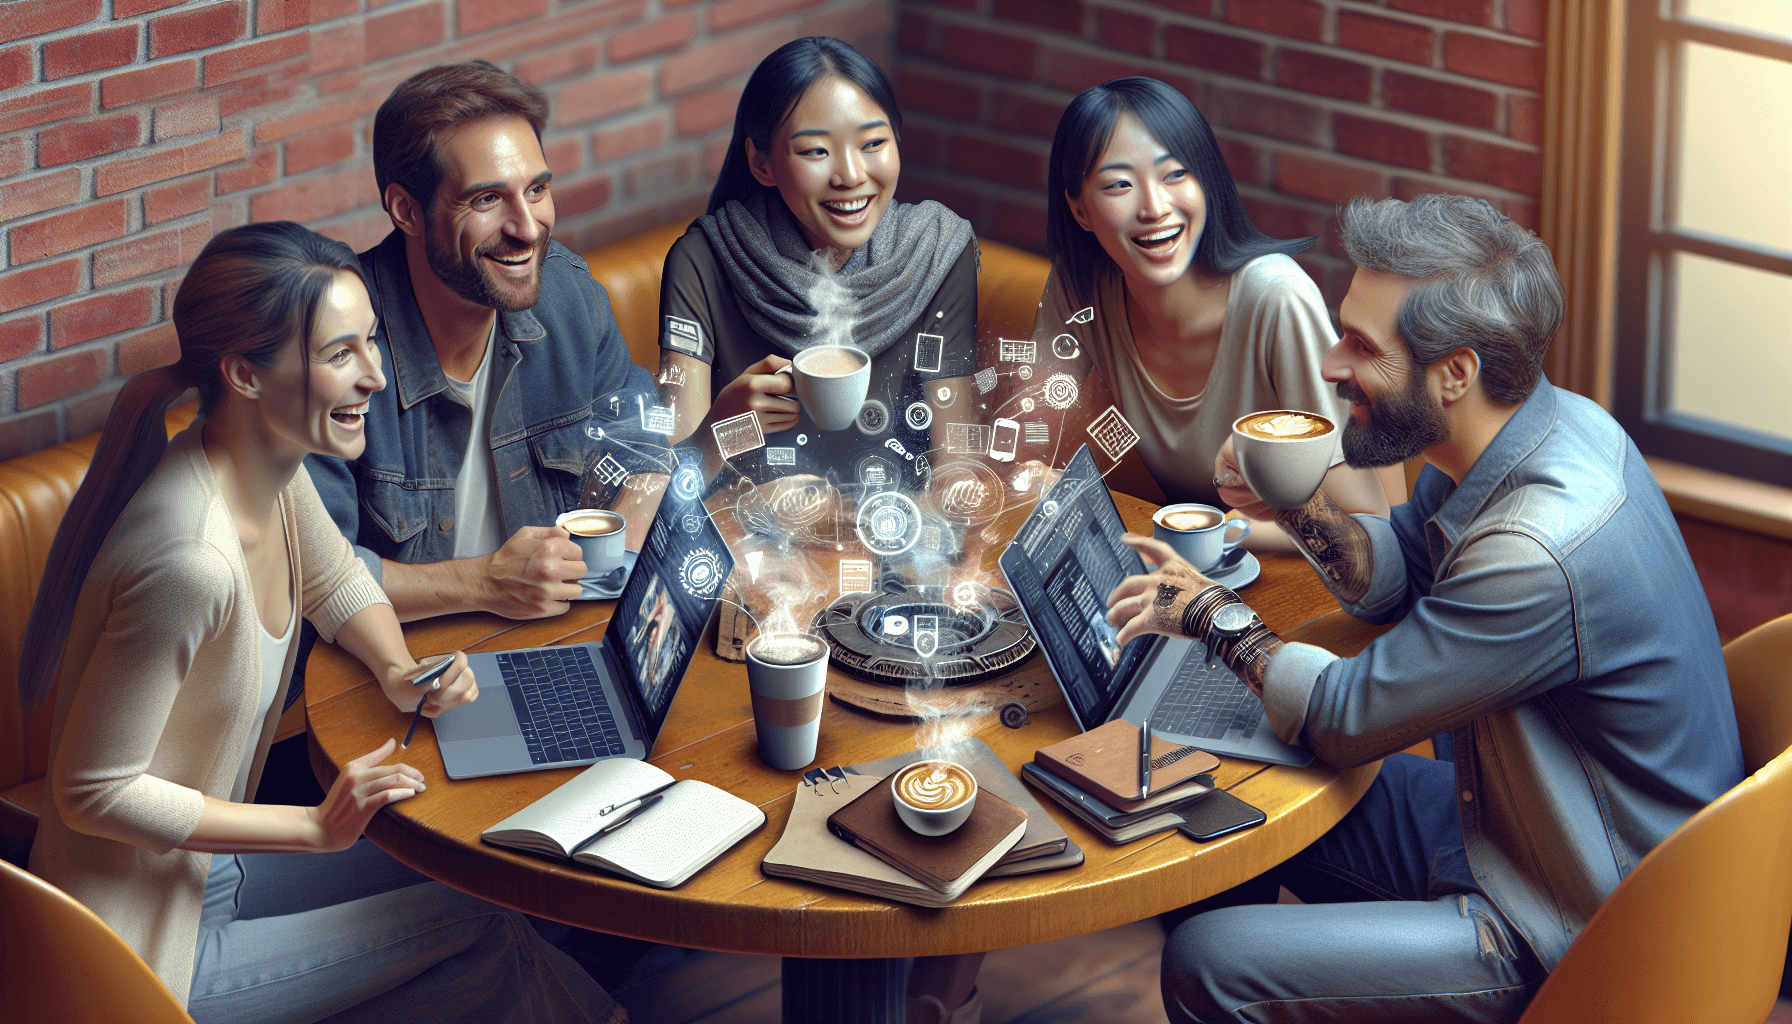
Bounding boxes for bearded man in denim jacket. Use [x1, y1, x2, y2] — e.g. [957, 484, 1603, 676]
[1106, 195, 1743, 1024]
[307, 62, 659, 624]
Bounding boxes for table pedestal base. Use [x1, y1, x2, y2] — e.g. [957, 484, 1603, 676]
[781, 956, 906, 1023]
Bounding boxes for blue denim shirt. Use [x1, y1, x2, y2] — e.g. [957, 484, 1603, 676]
[1261, 380, 1744, 971]
[307, 230, 658, 580]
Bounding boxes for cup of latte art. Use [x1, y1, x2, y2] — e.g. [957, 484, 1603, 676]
[891, 759, 979, 836]
[1152, 502, 1250, 573]
[783, 345, 871, 432]
[1230, 410, 1339, 510]
[745, 632, 830, 770]
[555, 508, 627, 577]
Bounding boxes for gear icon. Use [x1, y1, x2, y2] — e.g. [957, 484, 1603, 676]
[679, 548, 725, 596]
[856, 399, 889, 435]
[905, 401, 933, 431]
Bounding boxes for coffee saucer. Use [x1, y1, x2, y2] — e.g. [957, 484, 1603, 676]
[575, 550, 639, 601]
[1205, 550, 1261, 590]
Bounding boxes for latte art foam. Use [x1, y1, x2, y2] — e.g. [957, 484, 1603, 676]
[895, 762, 975, 809]
[1240, 411, 1333, 440]
[796, 346, 866, 377]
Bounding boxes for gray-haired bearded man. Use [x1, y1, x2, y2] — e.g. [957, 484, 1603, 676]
[1107, 194, 1743, 1024]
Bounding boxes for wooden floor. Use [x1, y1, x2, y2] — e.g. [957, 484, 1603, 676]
[615, 918, 1175, 1024]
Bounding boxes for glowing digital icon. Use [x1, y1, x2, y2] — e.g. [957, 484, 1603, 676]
[928, 460, 1004, 525]
[638, 395, 676, 435]
[952, 581, 977, 608]
[608, 395, 622, 417]
[796, 433, 808, 445]
[1067, 306, 1095, 325]
[712, 411, 765, 458]
[1021, 397, 1035, 413]
[1025, 421, 1049, 444]
[766, 447, 796, 466]
[913, 332, 943, 373]
[933, 385, 955, 407]
[989, 417, 1019, 463]
[999, 339, 1037, 363]
[884, 437, 912, 460]
[973, 367, 997, 394]
[882, 614, 909, 637]
[1086, 404, 1141, 461]
[585, 425, 606, 440]
[839, 559, 873, 595]
[1043, 372, 1078, 409]
[914, 614, 940, 657]
[679, 548, 725, 596]
[658, 362, 687, 388]
[1043, 500, 1060, 517]
[922, 525, 942, 552]
[745, 549, 763, 582]
[856, 399, 889, 435]
[665, 315, 703, 354]
[592, 453, 628, 486]
[946, 422, 990, 455]
[681, 513, 703, 534]
[671, 460, 702, 502]
[1052, 333, 1080, 359]
[856, 491, 921, 557]
[1017, 365, 1032, 380]
[914, 454, 931, 485]
[905, 401, 933, 431]
[859, 458, 891, 486]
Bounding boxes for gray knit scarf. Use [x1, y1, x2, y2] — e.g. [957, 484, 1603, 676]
[696, 192, 977, 359]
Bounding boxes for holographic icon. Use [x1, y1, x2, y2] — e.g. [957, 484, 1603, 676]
[1052, 333, 1081, 359]
[664, 314, 702, 354]
[905, 401, 933, 431]
[952, 581, 977, 608]
[933, 385, 955, 407]
[585, 424, 606, 441]
[856, 399, 890, 435]
[882, 614, 909, 637]
[745, 550, 763, 582]
[592, 453, 628, 486]
[766, 447, 796, 466]
[913, 332, 943, 373]
[1067, 307, 1095, 325]
[1017, 365, 1032, 380]
[671, 462, 702, 502]
[857, 454, 893, 487]
[914, 454, 932, 486]
[681, 513, 704, 534]
[946, 422, 990, 455]
[884, 437, 912, 460]
[989, 417, 1019, 463]
[679, 548, 725, 596]
[839, 559, 874, 595]
[767, 478, 831, 532]
[1043, 373, 1078, 410]
[1020, 397, 1035, 413]
[796, 433, 808, 445]
[914, 614, 940, 657]
[1025, 421, 1049, 444]
[657, 362, 687, 388]
[1086, 404, 1141, 461]
[856, 491, 922, 557]
[999, 339, 1037, 363]
[1043, 500, 1060, 517]
[638, 395, 676, 435]
[925, 460, 1004, 525]
[608, 395, 621, 417]
[973, 367, 997, 394]
[712, 411, 765, 458]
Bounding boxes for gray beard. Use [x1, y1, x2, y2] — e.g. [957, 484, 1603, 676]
[1338, 371, 1451, 469]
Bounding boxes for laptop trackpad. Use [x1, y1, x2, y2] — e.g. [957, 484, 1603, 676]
[434, 689, 521, 741]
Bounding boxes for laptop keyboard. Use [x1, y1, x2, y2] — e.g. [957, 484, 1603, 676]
[1150, 651, 1265, 741]
[497, 647, 629, 765]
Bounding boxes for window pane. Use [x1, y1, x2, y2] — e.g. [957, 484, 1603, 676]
[1681, 0, 1792, 40]
[1674, 43, 1792, 252]
[1669, 252, 1792, 444]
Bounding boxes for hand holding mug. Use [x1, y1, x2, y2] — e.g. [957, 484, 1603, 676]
[1213, 437, 1272, 520]
[711, 355, 799, 433]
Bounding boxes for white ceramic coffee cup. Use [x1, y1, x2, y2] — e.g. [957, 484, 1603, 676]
[555, 508, 626, 577]
[890, 759, 979, 836]
[1152, 503, 1250, 572]
[1230, 410, 1339, 510]
[745, 633, 829, 771]
[784, 345, 871, 432]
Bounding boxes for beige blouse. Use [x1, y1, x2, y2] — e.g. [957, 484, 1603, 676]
[30, 423, 389, 1002]
[1034, 253, 1349, 508]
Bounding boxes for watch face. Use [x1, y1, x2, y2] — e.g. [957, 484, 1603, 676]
[1211, 602, 1255, 634]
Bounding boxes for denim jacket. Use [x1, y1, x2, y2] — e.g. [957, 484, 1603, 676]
[1261, 380, 1744, 971]
[307, 230, 658, 581]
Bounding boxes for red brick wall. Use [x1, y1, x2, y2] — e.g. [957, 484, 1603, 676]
[0, 0, 891, 460]
[892, 0, 1544, 305]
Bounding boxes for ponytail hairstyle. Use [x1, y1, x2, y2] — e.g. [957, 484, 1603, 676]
[1046, 77, 1314, 309]
[707, 36, 901, 214]
[17, 221, 364, 715]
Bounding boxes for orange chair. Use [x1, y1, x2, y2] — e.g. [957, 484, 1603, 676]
[1517, 613, 1792, 1023]
[0, 857, 194, 1023]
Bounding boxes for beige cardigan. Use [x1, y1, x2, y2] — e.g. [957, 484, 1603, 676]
[29, 423, 389, 1002]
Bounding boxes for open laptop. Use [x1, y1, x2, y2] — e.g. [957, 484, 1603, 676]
[999, 445, 1312, 767]
[433, 469, 734, 779]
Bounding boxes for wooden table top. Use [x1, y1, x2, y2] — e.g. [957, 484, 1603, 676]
[304, 491, 1391, 959]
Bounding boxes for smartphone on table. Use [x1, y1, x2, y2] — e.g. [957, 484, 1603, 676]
[1177, 789, 1266, 841]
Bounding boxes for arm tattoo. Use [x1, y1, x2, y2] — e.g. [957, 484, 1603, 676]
[1275, 490, 1375, 604]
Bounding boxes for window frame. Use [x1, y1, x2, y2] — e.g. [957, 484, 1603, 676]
[1612, 3, 1792, 487]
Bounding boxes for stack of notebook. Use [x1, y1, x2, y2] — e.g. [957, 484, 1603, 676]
[762, 739, 1084, 907]
[1022, 719, 1222, 844]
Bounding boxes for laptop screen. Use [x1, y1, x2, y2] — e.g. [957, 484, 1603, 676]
[610, 455, 735, 741]
[999, 445, 1154, 730]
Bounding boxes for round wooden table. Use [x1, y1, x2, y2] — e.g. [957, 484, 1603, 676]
[304, 490, 1390, 1022]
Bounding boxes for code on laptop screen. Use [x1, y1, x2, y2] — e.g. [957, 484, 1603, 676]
[999, 445, 1152, 729]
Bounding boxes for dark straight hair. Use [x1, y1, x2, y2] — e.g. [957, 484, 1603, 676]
[17, 222, 365, 715]
[1046, 77, 1313, 308]
[707, 37, 902, 214]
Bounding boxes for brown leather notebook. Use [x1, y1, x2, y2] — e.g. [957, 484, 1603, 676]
[1034, 719, 1220, 810]
[827, 783, 1028, 893]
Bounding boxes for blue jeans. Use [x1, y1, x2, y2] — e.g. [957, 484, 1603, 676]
[1162, 755, 1545, 1024]
[189, 839, 623, 1024]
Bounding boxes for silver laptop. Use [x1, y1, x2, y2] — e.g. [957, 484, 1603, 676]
[433, 471, 734, 779]
[999, 445, 1312, 767]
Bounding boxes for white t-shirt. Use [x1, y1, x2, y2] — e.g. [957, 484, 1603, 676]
[234, 581, 296, 803]
[444, 322, 504, 560]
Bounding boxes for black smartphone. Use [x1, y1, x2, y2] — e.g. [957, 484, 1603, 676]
[1176, 789, 1266, 841]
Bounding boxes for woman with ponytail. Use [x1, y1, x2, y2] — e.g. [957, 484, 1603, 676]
[20, 221, 624, 1023]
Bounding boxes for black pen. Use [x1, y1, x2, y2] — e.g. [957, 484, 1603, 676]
[597, 779, 678, 816]
[401, 655, 458, 750]
[1139, 718, 1152, 799]
[597, 793, 662, 835]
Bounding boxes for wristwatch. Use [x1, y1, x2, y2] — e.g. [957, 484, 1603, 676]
[1205, 602, 1261, 670]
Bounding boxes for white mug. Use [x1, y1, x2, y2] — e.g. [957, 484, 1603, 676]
[1230, 410, 1339, 511]
[1152, 503, 1250, 572]
[890, 759, 979, 836]
[555, 509, 626, 578]
[781, 345, 871, 432]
